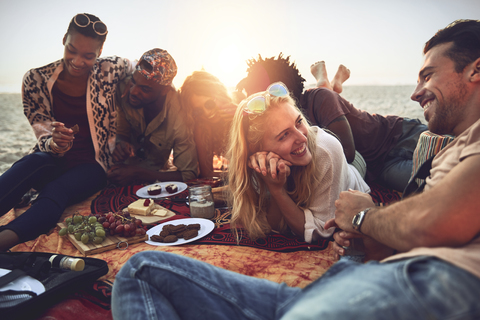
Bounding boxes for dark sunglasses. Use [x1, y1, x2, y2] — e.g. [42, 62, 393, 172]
[73, 13, 108, 36]
[204, 99, 216, 110]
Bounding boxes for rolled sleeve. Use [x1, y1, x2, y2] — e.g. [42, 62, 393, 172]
[303, 207, 335, 243]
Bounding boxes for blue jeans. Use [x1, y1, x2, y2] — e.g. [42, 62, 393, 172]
[379, 118, 428, 192]
[0, 152, 106, 242]
[111, 251, 480, 320]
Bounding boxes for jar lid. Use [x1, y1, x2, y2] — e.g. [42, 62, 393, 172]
[188, 184, 212, 193]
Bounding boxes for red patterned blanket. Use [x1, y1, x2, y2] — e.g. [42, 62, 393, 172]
[90, 182, 400, 253]
[7, 182, 400, 320]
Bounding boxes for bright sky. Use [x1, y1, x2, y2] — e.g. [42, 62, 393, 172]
[0, 0, 479, 93]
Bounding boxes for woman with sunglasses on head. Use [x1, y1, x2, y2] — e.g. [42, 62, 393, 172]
[179, 71, 237, 178]
[0, 13, 134, 251]
[227, 82, 370, 243]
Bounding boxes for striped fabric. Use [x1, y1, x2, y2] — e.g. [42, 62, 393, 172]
[410, 131, 454, 186]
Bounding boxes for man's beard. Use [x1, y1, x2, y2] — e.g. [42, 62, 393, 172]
[428, 82, 467, 135]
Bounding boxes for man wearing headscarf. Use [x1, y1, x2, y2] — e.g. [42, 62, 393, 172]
[108, 48, 198, 185]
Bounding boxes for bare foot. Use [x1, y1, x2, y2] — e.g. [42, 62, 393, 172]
[331, 64, 350, 94]
[310, 61, 332, 90]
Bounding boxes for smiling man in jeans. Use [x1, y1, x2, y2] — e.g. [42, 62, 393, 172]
[111, 20, 480, 320]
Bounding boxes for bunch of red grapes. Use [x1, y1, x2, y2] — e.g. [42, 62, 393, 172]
[98, 211, 147, 237]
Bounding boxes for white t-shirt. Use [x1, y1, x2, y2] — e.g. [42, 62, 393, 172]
[303, 127, 370, 243]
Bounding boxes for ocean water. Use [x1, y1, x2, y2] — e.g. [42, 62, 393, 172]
[340, 85, 425, 121]
[0, 93, 37, 174]
[0, 85, 426, 174]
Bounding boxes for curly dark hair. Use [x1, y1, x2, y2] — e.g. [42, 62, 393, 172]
[236, 53, 306, 103]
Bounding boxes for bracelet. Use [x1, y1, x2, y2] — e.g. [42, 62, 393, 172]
[49, 138, 72, 154]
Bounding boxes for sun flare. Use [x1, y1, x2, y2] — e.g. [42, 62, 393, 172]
[218, 44, 241, 74]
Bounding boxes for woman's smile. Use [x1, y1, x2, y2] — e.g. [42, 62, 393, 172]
[291, 143, 307, 156]
[261, 102, 312, 167]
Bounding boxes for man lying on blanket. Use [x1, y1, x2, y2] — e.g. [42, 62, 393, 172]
[111, 19, 480, 319]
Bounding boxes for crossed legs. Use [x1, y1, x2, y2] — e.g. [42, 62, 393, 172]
[310, 61, 350, 94]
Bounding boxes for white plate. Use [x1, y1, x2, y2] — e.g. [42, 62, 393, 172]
[145, 218, 215, 246]
[136, 182, 188, 199]
[0, 268, 45, 295]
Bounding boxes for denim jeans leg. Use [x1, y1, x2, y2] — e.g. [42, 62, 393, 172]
[0, 152, 60, 216]
[112, 251, 301, 320]
[281, 257, 480, 320]
[378, 157, 413, 191]
[1, 162, 106, 242]
[378, 119, 428, 191]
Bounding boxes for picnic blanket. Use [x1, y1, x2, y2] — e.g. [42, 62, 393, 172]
[4, 182, 400, 320]
[91, 185, 331, 252]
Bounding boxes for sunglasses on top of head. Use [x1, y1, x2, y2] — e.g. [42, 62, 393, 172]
[241, 82, 290, 144]
[73, 13, 108, 36]
[243, 82, 289, 116]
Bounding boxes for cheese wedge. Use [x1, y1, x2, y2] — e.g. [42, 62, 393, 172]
[128, 199, 154, 216]
[151, 208, 168, 217]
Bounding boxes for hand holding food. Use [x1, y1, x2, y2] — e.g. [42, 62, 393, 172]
[112, 140, 135, 162]
[51, 122, 78, 150]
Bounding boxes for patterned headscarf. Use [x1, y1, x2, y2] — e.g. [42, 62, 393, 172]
[136, 48, 177, 86]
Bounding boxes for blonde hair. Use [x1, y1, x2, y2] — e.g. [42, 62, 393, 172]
[226, 92, 322, 241]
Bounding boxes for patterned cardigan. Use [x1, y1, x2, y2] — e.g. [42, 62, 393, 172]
[22, 56, 135, 171]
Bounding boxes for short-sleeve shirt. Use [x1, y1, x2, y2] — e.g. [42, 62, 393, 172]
[382, 118, 480, 279]
[301, 88, 403, 179]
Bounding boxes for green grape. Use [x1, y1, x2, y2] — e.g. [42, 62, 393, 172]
[59, 227, 68, 237]
[93, 236, 103, 244]
[88, 232, 95, 240]
[65, 217, 73, 225]
[67, 225, 75, 233]
[74, 232, 82, 241]
[84, 226, 91, 232]
[95, 229, 105, 237]
[73, 215, 83, 224]
[88, 216, 97, 224]
[81, 233, 89, 244]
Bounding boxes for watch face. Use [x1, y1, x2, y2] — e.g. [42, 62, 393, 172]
[352, 214, 361, 228]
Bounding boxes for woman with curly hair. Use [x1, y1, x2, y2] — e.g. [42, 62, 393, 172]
[179, 71, 236, 178]
[226, 82, 369, 243]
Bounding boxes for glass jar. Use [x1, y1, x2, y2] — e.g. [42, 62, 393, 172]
[188, 185, 215, 219]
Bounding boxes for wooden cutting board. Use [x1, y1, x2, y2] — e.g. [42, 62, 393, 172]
[130, 207, 176, 224]
[57, 222, 148, 256]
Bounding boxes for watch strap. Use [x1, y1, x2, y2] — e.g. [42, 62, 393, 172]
[352, 208, 372, 233]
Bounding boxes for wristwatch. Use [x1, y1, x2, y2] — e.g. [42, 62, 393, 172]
[352, 208, 372, 233]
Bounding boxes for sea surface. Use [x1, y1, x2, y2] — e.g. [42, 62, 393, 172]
[0, 85, 425, 174]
